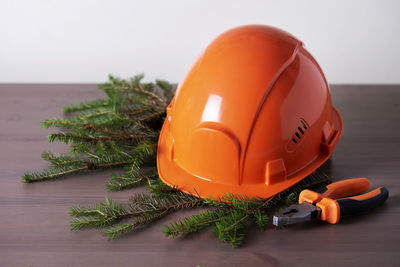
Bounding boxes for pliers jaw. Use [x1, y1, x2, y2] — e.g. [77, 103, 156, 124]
[273, 202, 320, 227]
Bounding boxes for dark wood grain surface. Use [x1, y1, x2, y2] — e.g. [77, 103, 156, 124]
[0, 84, 399, 267]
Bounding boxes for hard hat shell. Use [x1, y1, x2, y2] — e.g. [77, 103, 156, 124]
[157, 25, 343, 199]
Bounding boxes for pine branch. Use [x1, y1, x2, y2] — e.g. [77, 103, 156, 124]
[117, 106, 154, 117]
[212, 197, 275, 243]
[41, 151, 85, 168]
[163, 209, 228, 237]
[137, 110, 165, 122]
[71, 191, 205, 237]
[106, 173, 157, 191]
[76, 108, 114, 121]
[126, 142, 156, 176]
[63, 98, 112, 113]
[22, 164, 88, 183]
[24, 153, 133, 182]
[24, 74, 173, 185]
[127, 191, 204, 212]
[130, 86, 167, 106]
[68, 167, 330, 245]
[43, 118, 156, 139]
[146, 181, 181, 199]
[47, 132, 157, 144]
[104, 223, 138, 238]
[252, 209, 268, 230]
[214, 210, 246, 247]
[104, 211, 167, 239]
[70, 198, 129, 229]
[105, 193, 205, 239]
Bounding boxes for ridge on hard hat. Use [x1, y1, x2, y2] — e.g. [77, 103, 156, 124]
[157, 25, 343, 199]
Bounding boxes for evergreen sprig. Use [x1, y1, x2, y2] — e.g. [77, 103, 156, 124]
[24, 74, 333, 247]
[70, 170, 331, 246]
[23, 74, 170, 184]
[71, 187, 205, 238]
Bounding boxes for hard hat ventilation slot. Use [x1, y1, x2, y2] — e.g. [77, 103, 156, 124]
[300, 120, 308, 130]
[291, 120, 308, 145]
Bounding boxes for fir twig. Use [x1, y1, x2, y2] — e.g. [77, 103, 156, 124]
[23, 165, 88, 182]
[63, 98, 112, 113]
[163, 209, 228, 236]
[23, 74, 171, 183]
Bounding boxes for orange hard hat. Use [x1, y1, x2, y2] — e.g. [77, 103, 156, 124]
[157, 25, 343, 199]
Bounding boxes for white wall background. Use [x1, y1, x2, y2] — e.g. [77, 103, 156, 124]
[0, 0, 399, 84]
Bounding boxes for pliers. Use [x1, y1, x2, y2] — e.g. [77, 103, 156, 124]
[273, 178, 389, 227]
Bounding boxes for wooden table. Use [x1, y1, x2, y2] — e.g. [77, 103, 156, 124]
[0, 84, 399, 267]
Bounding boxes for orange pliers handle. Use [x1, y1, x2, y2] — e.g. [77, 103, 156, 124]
[299, 178, 389, 224]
